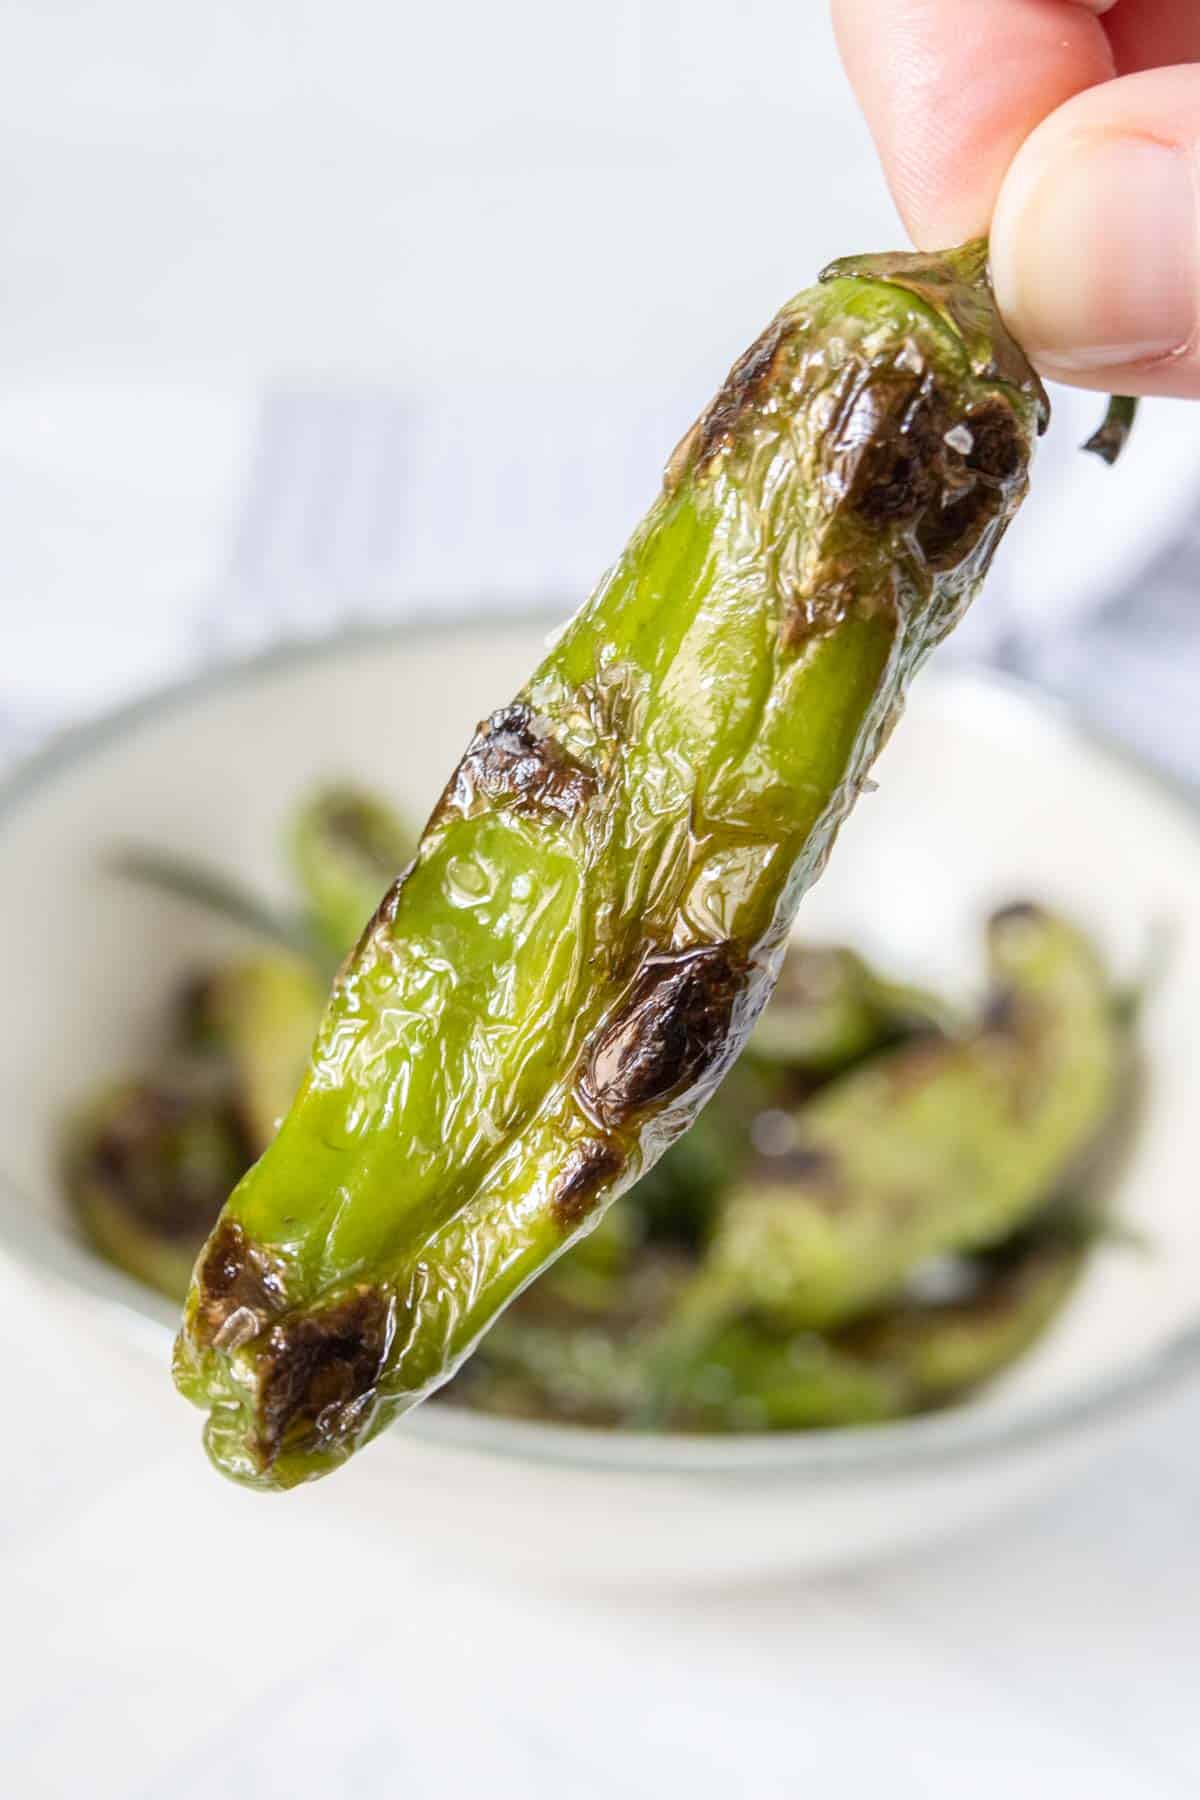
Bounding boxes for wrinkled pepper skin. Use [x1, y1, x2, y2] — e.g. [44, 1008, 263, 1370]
[175, 243, 1047, 1488]
[697, 907, 1118, 1332]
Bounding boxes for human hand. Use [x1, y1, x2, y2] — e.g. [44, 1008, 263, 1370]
[832, 1, 1200, 398]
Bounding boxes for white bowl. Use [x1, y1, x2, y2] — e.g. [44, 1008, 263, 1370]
[3, 621, 1199, 1579]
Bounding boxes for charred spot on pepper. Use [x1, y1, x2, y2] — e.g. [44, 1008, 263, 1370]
[915, 485, 997, 569]
[666, 315, 791, 489]
[821, 364, 1027, 573]
[580, 942, 748, 1128]
[962, 401, 1025, 482]
[436, 704, 598, 825]
[831, 371, 947, 525]
[350, 865, 412, 960]
[916, 398, 1026, 570]
[191, 1218, 288, 1350]
[778, 578, 857, 651]
[255, 1286, 392, 1468]
[551, 1139, 623, 1228]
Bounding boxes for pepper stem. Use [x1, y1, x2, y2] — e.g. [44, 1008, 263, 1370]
[1084, 395, 1139, 467]
[824, 242, 1142, 467]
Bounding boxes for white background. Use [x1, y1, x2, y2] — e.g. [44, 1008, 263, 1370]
[1, 2, 891, 719]
[2, 4, 1200, 1794]
[5, 0, 1199, 727]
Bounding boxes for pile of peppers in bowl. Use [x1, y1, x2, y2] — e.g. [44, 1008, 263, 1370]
[69, 245, 1146, 1487]
[65, 778, 1131, 1437]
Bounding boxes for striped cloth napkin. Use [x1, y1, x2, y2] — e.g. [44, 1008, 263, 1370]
[2, 378, 1197, 783]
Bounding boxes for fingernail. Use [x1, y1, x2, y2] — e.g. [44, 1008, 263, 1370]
[993, 135, 1198, 372]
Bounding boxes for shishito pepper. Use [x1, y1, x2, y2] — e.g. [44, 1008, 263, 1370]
[67, 952, 325, 1302]
[183, 953, 326, 1151]
[66, 1074, 252, 1304]
[692, 906, 1119, 1333]
[175, 242, 1054, 1488]
[746, 942, 950, 1073]
[668, 1231, 1085, 1431]
[439, 1231, 1083, 1431]
[288, 784, 416, 965]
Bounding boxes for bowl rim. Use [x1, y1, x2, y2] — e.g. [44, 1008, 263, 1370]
[4, 614, 1200, 1483]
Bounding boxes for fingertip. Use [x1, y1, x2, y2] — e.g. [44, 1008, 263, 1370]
[833, 0, 1113, 248]
[992, 68, 1200, 399]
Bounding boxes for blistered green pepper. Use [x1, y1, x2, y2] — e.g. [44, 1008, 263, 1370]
[289, 784, 415, 963]
[667, 1233, 1083, 1430]
[175, 242, 1052, 1489]
[839, 1235, 1084, 1406]
[483, 934, 947, 1306]
[443, 1316, 647, 1426]
[747, 942, 950, 1073]
[452, 1231, 1082, 1431]
[184, 953, 326, 1152]
[448, 1235, 692, 1426]
[67, 952, 325, 1302]
[65, 1074, 251, 1302]
[692, 906, 1118, 1333]
[516, 1200, 647, 1320]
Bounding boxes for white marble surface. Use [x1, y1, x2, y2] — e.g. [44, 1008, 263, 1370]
[4, 1251, 1200, 1800]
[3, 4, 1200, 1794]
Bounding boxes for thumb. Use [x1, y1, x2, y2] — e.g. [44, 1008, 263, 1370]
[992, 64, 1200, 398]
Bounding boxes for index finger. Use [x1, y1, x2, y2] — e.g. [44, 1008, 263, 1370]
[832, 0, 1115, 247]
